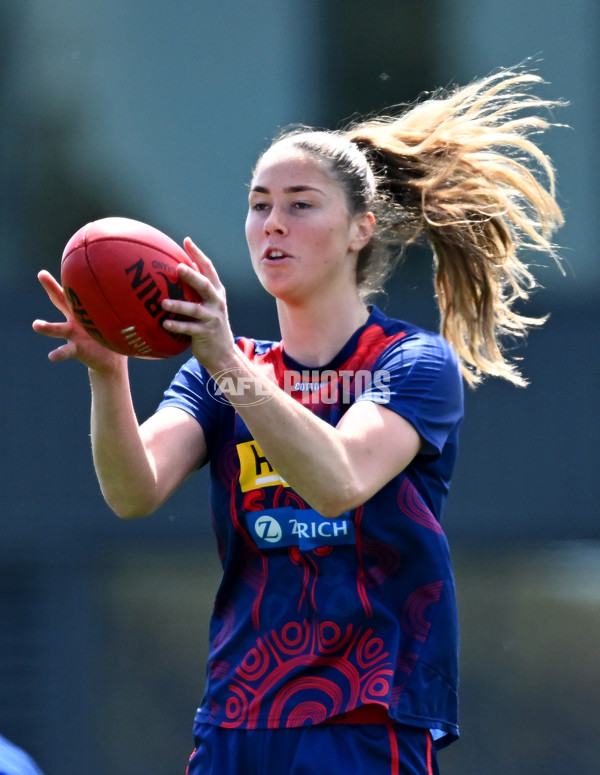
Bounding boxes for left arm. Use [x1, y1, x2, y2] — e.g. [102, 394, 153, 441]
[162, 239, 422, 517]
[207, 349, 422, 517]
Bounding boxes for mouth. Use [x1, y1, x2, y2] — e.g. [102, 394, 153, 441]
[262, 248, 291, 262]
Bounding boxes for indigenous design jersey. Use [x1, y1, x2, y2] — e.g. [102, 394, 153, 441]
[158, 306, 464, 747]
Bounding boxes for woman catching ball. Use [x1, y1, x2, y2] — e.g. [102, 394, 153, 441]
[34, 67, 563, 775]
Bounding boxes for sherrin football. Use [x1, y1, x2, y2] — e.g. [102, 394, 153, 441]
[61, 217, 201, 358]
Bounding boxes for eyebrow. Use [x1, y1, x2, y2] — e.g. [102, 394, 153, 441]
[250, 185, 324, 195]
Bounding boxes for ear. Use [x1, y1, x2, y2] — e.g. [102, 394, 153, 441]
[349, 211, 375, 253]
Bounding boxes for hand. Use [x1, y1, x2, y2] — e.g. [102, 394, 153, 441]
[161, 238, 236, 373]
[32, 270, 126, 373]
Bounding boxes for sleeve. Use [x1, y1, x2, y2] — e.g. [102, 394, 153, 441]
[156, 357, 221, 451]
[356, 331, 464, 456]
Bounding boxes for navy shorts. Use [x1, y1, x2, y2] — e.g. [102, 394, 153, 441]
[186, 718, 439, 775]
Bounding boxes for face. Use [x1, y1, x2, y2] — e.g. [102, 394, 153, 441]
[245, 144, 373, 304]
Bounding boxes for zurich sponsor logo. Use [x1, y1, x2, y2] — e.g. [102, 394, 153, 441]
[253, 514, 283, 543]
[245, 508, 356, 551]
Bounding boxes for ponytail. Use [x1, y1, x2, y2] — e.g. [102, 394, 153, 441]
[345, 67, 565, 386]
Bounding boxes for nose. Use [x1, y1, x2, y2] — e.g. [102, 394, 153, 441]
[264, 206, 288, 236]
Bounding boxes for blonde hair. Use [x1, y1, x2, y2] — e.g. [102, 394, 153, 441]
[264, 67, 565, 386]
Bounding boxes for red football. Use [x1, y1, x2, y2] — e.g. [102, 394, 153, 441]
[61, 217, 201, 358]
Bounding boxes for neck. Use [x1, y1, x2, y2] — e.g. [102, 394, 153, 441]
[276, 293, 370, 367]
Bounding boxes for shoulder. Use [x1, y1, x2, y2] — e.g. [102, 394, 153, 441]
[357, 309, 464, 446]
[368, 307, 460, 376]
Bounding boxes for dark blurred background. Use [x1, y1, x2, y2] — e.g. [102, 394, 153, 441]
[1, 1, 598, 773]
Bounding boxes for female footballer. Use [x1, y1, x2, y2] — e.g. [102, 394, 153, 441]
[34, 67, 563, 775]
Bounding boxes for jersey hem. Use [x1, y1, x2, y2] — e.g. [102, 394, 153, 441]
[193, 704, 459, 747]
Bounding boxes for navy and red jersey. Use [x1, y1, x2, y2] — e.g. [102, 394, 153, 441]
[158, 306, 464, 748]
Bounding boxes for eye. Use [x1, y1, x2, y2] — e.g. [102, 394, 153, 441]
[292, 201, 312, 210]
[250, 201, 270, 211]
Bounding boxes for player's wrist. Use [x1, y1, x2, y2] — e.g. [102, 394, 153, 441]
[87, 354, 128, 383]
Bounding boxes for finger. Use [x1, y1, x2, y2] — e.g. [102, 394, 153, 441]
[161, 317, 196, 336]
[161, 294, 215, 321]
[162, 317, 214, 338]
[183, 238, 223, 291]
[37, 270, 70, 317]
[175, 262, 215, 297]
[32, 319, 74, 340]
[46, 341, 79, 363]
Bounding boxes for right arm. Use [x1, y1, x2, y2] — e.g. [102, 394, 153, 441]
[89, 363, 206, 518]
[33, 270, 206, 518]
